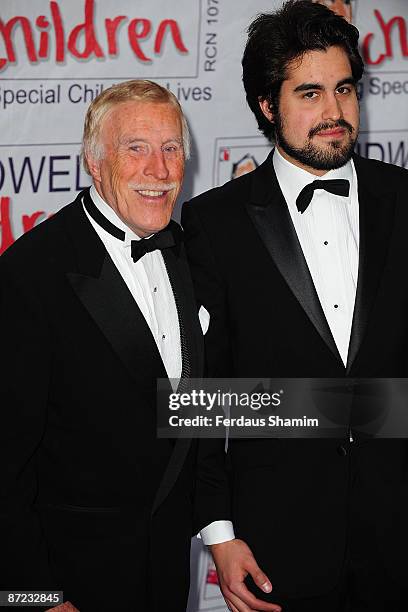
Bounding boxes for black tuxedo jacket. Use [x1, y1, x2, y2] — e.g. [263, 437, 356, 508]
[0, 189, 203, 611]
[182, 152, 408, 600]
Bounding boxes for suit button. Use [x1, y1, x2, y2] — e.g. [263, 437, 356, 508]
[337, 445, 347, 456]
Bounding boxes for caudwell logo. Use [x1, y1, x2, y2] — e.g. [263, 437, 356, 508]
[0, 144, 90, 254]
[0, 0, 201, 78]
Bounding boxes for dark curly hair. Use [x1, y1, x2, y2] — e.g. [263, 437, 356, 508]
[242, 0, 364, 141]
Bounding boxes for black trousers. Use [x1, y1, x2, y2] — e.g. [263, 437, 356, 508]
[271, 553, 407, 612]
[280, 567, 405, 611]
[246, 525, 407, 612]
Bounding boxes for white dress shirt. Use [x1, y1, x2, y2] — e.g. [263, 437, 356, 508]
[200, 148, 359, 546]
[83, 185, 182, 381]
[274, 147, 359, 365]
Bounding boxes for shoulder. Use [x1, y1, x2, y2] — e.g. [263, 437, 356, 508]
[182, 160, 271, 237]
[353, 154, 408, 187]
[184, 168, 255, 217]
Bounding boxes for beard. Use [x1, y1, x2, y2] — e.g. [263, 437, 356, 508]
[274, 113, 357, 171]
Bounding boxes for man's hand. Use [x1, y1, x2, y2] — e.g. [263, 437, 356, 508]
[210, 539, 282, 612]
[45, 603, 79, 612]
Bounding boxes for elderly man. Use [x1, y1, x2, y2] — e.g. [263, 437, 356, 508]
[182, 1, 408, 611]
[0, 80, 202, 611]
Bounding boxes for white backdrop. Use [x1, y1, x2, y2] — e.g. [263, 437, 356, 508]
[1, 1, 407, 609]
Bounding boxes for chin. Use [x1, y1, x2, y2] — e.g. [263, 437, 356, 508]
[139, 219, 170, 235]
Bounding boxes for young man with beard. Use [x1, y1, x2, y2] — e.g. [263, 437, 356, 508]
[182, 1, 408, 611]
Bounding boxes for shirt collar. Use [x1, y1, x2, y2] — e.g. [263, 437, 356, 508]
[89, 184, 142, 246]
[273, 147, 354, 212]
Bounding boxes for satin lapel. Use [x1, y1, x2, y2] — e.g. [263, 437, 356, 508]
[346, 156, 397, 373]
[64, 192, 166, 389]
[152, 235, 204, 516]
[67, 257, 167, 389]
[161, 234, 204, 380]
[246, 152, 342, 364]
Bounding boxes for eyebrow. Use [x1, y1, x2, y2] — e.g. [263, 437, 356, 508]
[119, 137, 146, 145]
[293, 77, 356, 92]
[119, 136, 183, 146]
[163, 137, 183, 145]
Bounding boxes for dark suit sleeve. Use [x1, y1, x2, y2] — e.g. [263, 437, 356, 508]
[181, 201, 233, 532]
[0, 261, 57, 589]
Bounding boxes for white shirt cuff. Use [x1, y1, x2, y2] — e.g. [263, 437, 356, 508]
[198, 520, 235, 545]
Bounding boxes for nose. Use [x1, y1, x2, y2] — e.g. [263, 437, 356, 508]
[144, 150, 169, 180]
[322, 93, 342, 122]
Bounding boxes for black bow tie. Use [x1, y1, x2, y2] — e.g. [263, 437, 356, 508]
[296, 179, 350, 214]
[83, 189, 180, 262]
[130, 230, 175, 263]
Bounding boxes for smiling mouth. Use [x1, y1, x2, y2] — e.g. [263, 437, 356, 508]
[137, 189, 167, 197]
[309, 120, 353, 139]
[129, 182, 177, 199]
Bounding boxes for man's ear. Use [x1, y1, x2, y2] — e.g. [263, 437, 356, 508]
[259, 98, 274, 123]
[86, 155, 102, 183]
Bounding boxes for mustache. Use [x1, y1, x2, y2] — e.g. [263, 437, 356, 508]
[308, 119, 354, 138]
[128, 182, 177, 191]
